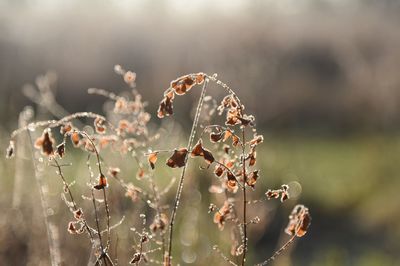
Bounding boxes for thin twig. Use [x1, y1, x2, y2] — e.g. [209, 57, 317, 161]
[255, 235, 297, 266]
[53, 159, 94, 241]
[241, 128, 247, 266]
[80, 131, 112, 251]
[86, 158, 108, 266]
[27, 132, 62, 266]
[166, 79, 209, 264]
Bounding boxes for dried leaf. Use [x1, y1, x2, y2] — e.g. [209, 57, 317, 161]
[148, 152, 158, 169]
[70, 132, 80, 147]
[6, 140, 15, 158]
[210, 130, 224, 143]
[57, 142, 65, 158]
[248, 147, 256, 166]
[190, 140, 215, 165]
[223, 129, 233, 142]
[214, 164, 225, 177]
[213, 201, 231, 230]
[130, 253, 141, 264]
[266, 184, 289, 202]
[94, 117, 106, 134]
[73, 208, 83, 220]
[68, 221, 77, 234]
[223, 144, 230, 154]
[246, 170, 259, 188]
[136, 168, 145, 179]
[170, 73, 205, 95]
[35, 130, 55, 156]
[125, 183, 142, 202]
[232, 134, 240, 147]
[60, 123, 73, 135]
[250, 134, 264, 146]
[94, 173, 108, 190]
[149, 213, 168, 233]
[157, 95, 174, 118]
[108, 167, 120, 178]
[166, 148, 188, 168]
[285, 205, 311, 237]
[226, 171, 238, 193]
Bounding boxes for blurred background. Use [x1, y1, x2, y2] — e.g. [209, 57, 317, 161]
[1, 0, 400, 265]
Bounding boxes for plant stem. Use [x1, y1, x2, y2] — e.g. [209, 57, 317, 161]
[241, 128, 247, 266]
[166, 79, 209, 264]
[53, 158, 94, 241]
[28, 132, 61, 266]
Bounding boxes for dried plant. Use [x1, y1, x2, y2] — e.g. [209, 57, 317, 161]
[6, 68, 311, 265]
[151, 73, 312, 265]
